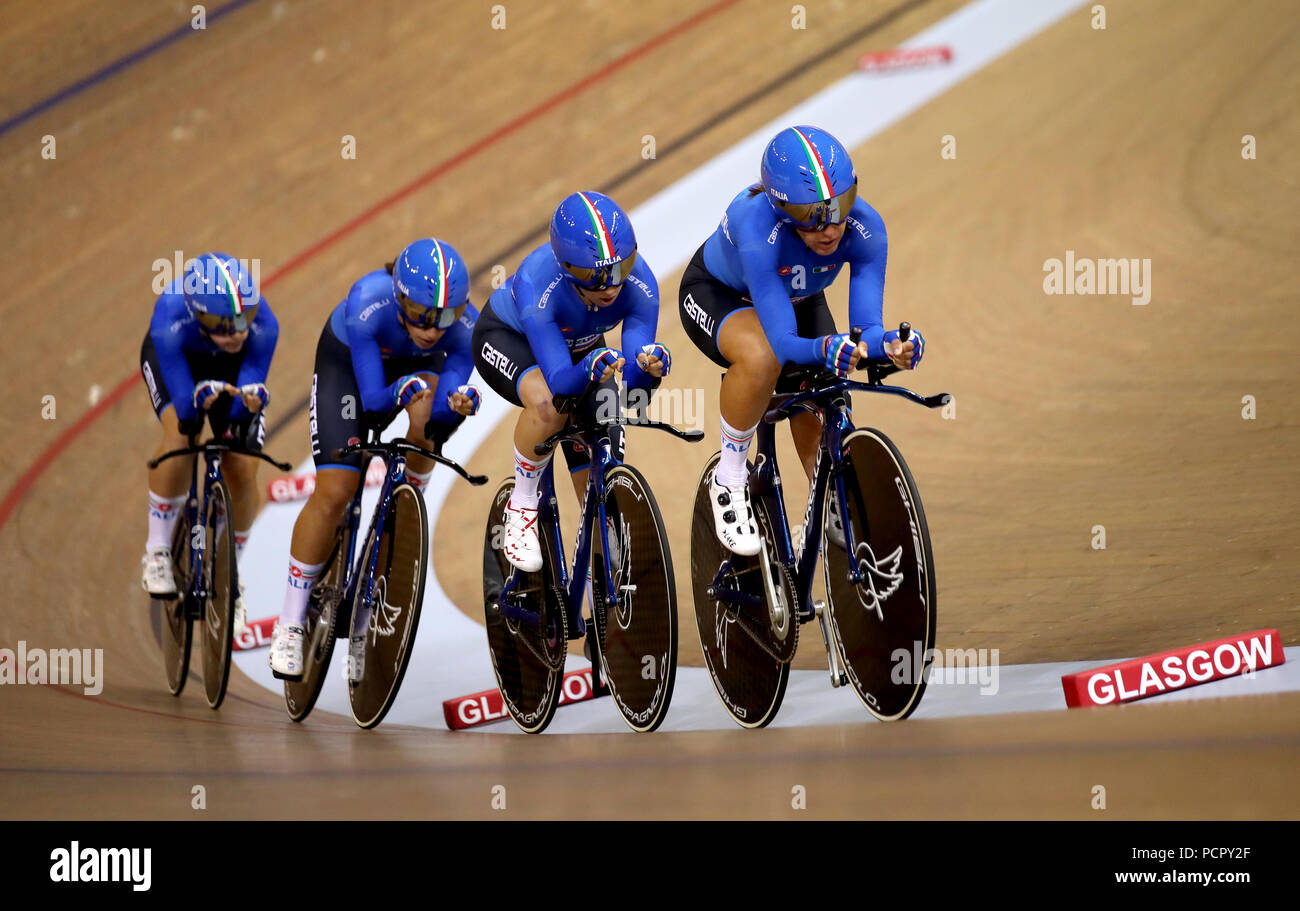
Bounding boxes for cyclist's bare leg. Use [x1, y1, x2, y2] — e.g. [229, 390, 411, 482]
[148, 407, 196, 499]
[717, 310, 783, 433]
[142, 407, 196, 591]
[789, 411, 822, 482]
[514, 369, 568, 461]
[273, 466, 364, 636]
[289, 469, 364, 567]
[221, 451, 261, 531]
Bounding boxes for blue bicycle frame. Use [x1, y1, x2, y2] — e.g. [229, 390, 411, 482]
[711, 367, 948, 628]
[497, 432, 619, 644]
[340, 454, 407, 640]
[179, 451, 224, 609]
[330, 420, 487, 641]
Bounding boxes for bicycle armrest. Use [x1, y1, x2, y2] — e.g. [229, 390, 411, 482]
[551, 393, 582, 415]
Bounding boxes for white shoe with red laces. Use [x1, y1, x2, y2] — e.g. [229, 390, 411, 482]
[503, 502, 543, 573]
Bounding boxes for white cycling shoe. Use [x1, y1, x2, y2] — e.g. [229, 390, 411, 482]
[141, 547, 177, 597]
[269, 623, 306, 680]
[709, 471, 761, 557]
[503, 502, 543, 572]
[233, 582, 248, 637]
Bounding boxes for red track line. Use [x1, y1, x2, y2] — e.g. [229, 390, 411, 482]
[0, 0, 739, 534]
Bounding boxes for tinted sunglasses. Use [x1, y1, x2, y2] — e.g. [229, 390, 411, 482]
[561, 248, 638, 290]
[775, 180, 858, 230]
[398, 295, 465, 329]
[195, 305, 257, 335]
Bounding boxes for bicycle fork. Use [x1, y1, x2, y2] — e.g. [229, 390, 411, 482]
[806, 409, 854, 689]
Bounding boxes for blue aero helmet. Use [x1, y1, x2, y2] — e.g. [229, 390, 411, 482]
[760, 125, 858, 230]
[183, 252, 259, 334]
[550, 191, 638, 291]
[392, 238, 470, 330]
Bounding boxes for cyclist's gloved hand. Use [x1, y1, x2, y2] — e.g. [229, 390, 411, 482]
[394, 375, 431, 408]
[448, 384, 481, 417]
[883, 327, 925, 369]
[822, 334, 858, 378]
[239, 382, 270, 413]
[637, 342, 671, 378]
[193, 379, 228, 411]
[582, 347, 624, 383]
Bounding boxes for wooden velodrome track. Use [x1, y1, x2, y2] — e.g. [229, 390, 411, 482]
[1, 0, 1297, 819]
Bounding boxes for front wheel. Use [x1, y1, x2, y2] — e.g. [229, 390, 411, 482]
[591, 464, 678, 733]
[348, 482, 428, 730]
[200, 478, 237, 709]
[822, 427, 937, 721]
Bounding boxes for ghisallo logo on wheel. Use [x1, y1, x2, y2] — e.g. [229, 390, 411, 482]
[895, 476, 928, 608]
[610, 647, 670, 728]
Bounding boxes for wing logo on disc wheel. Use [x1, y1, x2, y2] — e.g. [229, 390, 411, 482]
[368, 573, 403, 642]
[853, 541, 904, 621]
[715, 601, 738, 670]
[613, 511, 634, 630]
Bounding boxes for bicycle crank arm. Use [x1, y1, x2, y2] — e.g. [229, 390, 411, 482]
[815, 600, 848, 688]
[705, 585, 764, 610]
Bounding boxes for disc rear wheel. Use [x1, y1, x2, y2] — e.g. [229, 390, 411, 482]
[284, 527, 346, 723]
[689, 453, 792, 729]
[158, 502, 194, 696]
[483, 480, 566, 734]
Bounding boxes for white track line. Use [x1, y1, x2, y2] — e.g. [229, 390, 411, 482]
[233, 0, 1300, 731]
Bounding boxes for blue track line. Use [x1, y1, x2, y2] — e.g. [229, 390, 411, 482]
[0, 0, 259, 139]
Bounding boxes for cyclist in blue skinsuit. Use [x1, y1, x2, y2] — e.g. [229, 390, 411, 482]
[268, 238, 481, 679]
[140, 252, 278, 637]
[678, 125, 927, 557]
[473, 191, 672, 573]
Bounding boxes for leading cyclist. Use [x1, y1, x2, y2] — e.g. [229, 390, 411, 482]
[678, 125, 926, 557]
